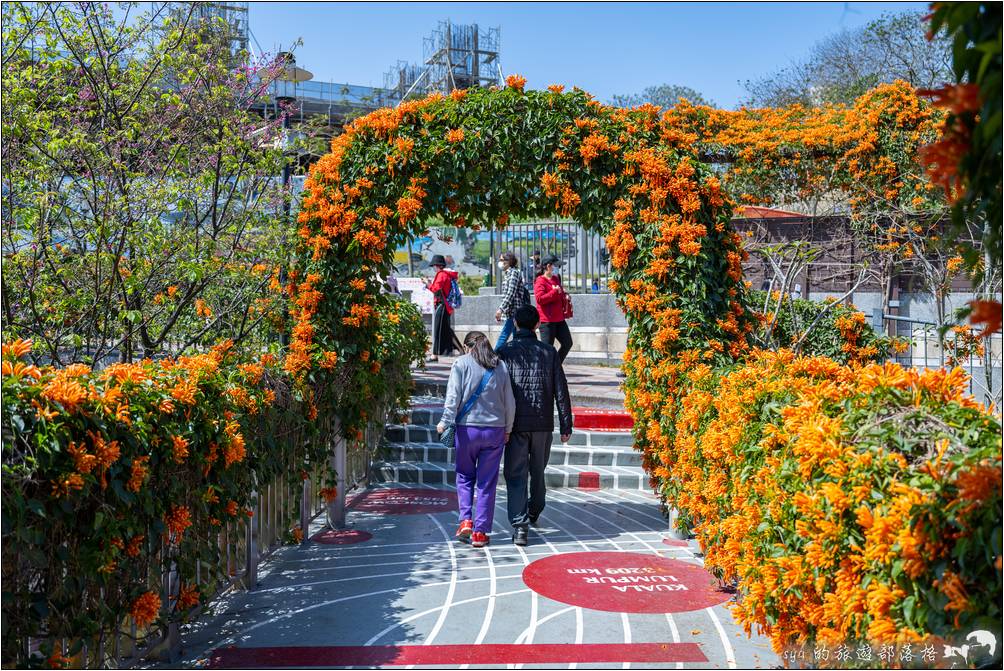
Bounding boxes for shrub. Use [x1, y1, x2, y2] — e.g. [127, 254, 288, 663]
[667, 349, 1002, 659]
[746, 289, 905, 364]
[0, 298, 425, 666]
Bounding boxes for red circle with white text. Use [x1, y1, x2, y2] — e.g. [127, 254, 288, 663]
[522, 552, 731, 613]
[350, 488, 458, 515]
[311, 529, 373, 545]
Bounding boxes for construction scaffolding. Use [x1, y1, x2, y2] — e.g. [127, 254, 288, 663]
[383, 60, 427, 101]
[424, 21, 502, 93]
[150, 2, 249, 56]
[383, 20, 502, 99]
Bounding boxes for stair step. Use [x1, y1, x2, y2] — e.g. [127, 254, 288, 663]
[385, 424, 633, 448]
[370, 460, 648, 490]
[380, 442, 643, 468]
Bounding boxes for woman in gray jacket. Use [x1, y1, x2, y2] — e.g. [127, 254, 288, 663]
[437, 331, 515, 547]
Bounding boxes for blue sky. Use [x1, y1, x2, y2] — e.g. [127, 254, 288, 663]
[247, 1, 930, 109]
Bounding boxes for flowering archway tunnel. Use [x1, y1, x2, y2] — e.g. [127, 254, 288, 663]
[291, 79, 1001, 657]
[289, 78, 751, 459]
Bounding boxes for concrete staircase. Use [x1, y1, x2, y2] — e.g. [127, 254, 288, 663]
[373, 401, 650, 491]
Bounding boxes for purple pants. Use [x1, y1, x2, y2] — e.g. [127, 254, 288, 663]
[455, 425, 506, 533]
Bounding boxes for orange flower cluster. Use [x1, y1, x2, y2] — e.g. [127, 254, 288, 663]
[661, 349, 1001, 656]
[579, 132, 619, 167]
[505, 74, 527, 92]
[834, 312, 880, 363]
[165, 504, 192, 542]
[917, 83, 982, 201]
[130, 591, 161, 628]
[171, 435, 190, 463]
[662, 81, 943, 214]
[969, 299, 1003, 338]
[540, 171, 581, 217]
[177, 583, 200, 610]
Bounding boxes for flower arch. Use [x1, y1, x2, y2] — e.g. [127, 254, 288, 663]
[290, 78, 754, 460]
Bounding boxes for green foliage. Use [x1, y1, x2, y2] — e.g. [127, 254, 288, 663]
[747, 289, 901, 364]
[928, 2, 1003, 280]
[458, 273, 485, 297]
[1, 3, 290, 363]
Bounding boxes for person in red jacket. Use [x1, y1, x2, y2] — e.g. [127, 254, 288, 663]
[425, 254, 462, 361]
[533, 255, 573, 365]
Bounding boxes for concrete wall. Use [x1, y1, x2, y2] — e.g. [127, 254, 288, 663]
[451, 293, 627, 365]
[440, 289, 995, 368]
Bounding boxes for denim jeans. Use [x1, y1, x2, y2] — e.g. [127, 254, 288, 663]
[494, 317, 515, 350]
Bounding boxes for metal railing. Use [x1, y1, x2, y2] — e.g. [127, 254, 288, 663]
[492, 221, 612, 294]
[882, 314, 1003, 409]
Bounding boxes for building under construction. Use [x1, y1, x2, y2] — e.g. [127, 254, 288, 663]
[385, 21, 502, 99]
[151, 2, 249, 57]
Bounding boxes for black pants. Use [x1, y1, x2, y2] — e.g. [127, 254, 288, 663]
[504, 431, 553, 530]
[539, 320, 572, 365]
[432, 303, 461, 356]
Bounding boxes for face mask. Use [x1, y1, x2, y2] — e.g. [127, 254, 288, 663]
[497, 261, 506, 269]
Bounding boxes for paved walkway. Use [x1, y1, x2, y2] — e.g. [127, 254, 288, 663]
[178, 482, 779, 669]
[174, 366, 781, 668]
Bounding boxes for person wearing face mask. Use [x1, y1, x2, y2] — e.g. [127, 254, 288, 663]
[494, 251, 530, 350]
[533, 255, 574, 365]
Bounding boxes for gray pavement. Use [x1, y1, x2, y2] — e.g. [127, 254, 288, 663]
[178, 481, 780, 669]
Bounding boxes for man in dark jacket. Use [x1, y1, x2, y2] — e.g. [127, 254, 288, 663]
[496, 304, 573, 546]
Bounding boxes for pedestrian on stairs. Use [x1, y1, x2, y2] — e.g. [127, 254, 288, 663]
[437, 331, 516, 548]
[496, 305, 573, 546]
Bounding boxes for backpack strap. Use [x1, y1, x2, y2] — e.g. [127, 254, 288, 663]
[456, 368, 494, 422]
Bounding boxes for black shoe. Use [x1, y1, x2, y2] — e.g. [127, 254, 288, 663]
[528, 513, 540, 526]
[513, 527, 528, 546]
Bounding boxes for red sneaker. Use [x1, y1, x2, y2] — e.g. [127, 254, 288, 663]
[471, 531, 490, 548]
[456, 519, 473, 541]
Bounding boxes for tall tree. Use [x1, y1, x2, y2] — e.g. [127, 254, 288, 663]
[611, 83, 714, 109]
[744, 10, 953, 107]
[1, 2, 292, 365]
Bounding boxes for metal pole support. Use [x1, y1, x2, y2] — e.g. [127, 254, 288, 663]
[327, 434, 347, 529]
[299, 476, 310, 544]
[160, 560, 181, 662]
[245, 491, 259, 589]
[667, 506, 687, 541]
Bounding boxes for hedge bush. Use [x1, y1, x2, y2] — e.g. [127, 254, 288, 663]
[0, 298, 426, 667]
[746, 289, 905, 365]
[668, 349, 1002, 660]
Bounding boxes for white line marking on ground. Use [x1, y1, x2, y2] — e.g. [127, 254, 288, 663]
[361, 588, 532, 647]
[568, 487, 687, 669]
[706, 605, 738, 669]
[421, 515, 459, 647]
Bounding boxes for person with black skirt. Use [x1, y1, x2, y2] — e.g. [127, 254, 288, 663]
[425, 254, 462, 362]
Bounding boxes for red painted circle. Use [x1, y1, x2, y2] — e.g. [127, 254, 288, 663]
[311, 529, 373, 545]
[662, 538, 690, 547]
[350, 488, 458, 515]
[522, 552, 731, 613]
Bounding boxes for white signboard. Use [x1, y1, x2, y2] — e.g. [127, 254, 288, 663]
[397, 277, 435, 314]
